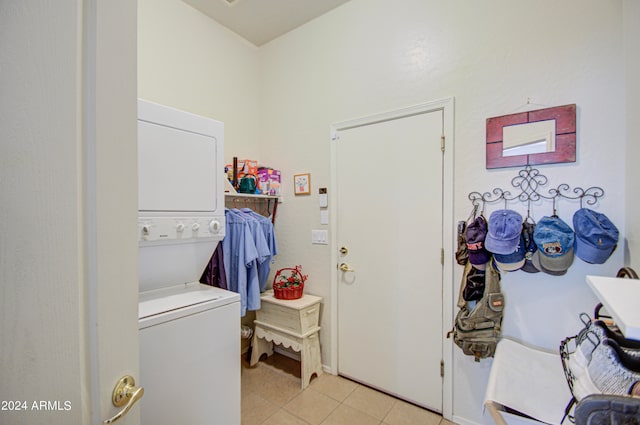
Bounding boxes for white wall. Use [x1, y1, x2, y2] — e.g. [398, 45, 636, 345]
[138, 0, 261, 164]
[138, 1, 633, 424]
[258, 1, 626, 424]
[624, 0, 640, 270]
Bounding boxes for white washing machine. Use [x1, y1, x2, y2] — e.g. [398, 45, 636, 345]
[137, 99, 239, 424]
[138, 283, 239, 425]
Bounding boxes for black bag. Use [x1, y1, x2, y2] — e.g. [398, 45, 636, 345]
[462, 267, 485, 301]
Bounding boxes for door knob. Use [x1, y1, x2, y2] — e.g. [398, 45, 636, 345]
[339, 263, 355, 272]
[103, 375, 144, 424]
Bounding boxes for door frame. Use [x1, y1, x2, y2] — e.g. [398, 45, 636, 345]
[329, 97, 455, 420]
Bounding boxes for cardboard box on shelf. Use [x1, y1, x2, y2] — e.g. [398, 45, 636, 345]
[242, 159, 258, 176]
[258, 167, 281, 196]
[226, 159, 259, 181]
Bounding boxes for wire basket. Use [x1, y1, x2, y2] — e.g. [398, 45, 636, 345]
[272, 266, 307, 300]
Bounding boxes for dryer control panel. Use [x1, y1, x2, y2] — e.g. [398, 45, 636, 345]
[138, 216, 224, 243]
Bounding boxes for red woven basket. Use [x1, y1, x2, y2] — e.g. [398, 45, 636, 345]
[272, 267, 306, 300]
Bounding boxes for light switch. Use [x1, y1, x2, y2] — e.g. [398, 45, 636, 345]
[312, 229, 329, 245]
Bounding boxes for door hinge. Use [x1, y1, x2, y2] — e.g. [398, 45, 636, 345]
[440, 360, 445, 378]
[440, 248, 444, 265]
[440, 135, 445, 152]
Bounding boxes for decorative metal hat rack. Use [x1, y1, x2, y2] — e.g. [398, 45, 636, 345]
[468, 165, 605, 218]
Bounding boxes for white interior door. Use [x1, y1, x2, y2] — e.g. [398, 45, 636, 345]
[1, 2, 140, 424]
[335, 109, 444, 411]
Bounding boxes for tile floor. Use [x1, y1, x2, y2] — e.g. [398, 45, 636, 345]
[241, 352, 457, 425]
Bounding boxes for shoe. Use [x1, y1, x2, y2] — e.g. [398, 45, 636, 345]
[575, 394, 640, 425]
[590, 320, 640, 351]
[568, 329, 600, 382]
[575, 339, 640, 401]
[569, 321, 640, 383]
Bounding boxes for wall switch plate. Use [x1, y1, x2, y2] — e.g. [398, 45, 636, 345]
[320, 210, 329, 225]
[318, 187, 328, 207]
[312, 229, 329, 244]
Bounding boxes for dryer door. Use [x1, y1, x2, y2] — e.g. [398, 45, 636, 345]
[138, 119, 220, 213]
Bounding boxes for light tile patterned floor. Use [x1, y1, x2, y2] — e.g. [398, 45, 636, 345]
[241, 353, 457, 425]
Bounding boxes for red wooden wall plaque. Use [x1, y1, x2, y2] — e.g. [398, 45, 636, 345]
[486, 104, 576, 169]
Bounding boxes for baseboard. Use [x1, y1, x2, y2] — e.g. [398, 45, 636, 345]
[453, 410, 545, 425]
[452, 415, 483, 425]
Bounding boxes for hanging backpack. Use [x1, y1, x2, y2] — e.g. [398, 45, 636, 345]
[449, 261, 505, 361]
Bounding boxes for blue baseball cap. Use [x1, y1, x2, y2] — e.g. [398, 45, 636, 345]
[494, 232, 525, 272]
[532, 216, 575, 274]
[573, 208, 619, 264]
[465, 216, 491, 268]
[485, 209, 523, 255]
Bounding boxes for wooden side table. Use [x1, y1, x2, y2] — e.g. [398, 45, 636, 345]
[250, 291, 323, 389]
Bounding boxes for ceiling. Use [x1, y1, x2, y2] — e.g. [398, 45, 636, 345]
[181, 0, 352, 46]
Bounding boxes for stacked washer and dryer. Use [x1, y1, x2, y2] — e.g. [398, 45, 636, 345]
[136, 99, 240, 424]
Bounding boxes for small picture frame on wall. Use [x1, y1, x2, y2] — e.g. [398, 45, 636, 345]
[294, 173, 311, 195]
